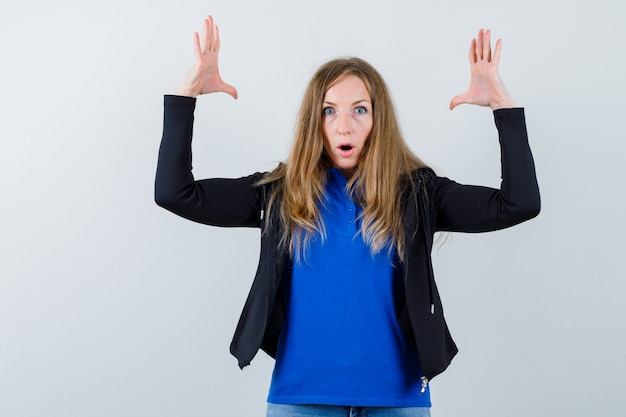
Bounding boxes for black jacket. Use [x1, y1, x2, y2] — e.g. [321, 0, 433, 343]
[155, 95, 540, 380]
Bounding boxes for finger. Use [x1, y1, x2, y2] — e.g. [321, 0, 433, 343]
[193, 31, 202, 61]
[468, 38, 477, 64]
[492, 38, 502, 67]
[201, 17, 211, 53]
[205, 15, 215, 53]
[484, 29, 492, 62]
[476, 28, 484, 60]
[212, 24, 220, 53]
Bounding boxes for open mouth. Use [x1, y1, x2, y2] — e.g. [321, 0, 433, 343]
[339, 145, 353, 151]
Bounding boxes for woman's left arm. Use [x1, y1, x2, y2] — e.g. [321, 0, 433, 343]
[433, 108, 540, 232]
[434, 29, 540, 232]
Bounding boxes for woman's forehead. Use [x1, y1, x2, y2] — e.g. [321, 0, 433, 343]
[323, 75, 371, 102]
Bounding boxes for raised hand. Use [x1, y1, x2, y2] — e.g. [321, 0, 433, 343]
[449, 29, 515, 111]
[175, 15, 238, 99]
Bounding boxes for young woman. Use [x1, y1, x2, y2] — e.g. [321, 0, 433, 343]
[155, 15, 540, 417]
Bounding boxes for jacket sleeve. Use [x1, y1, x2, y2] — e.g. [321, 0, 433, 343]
[433, 108, 540, 232]
[154, 95, 264, 228]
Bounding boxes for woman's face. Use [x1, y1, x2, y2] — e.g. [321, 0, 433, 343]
[321, 75, 373, 177]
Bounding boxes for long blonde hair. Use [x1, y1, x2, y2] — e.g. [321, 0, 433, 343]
[260, 57, 426, 262]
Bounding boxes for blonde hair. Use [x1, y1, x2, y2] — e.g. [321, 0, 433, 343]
[260, 57, 426, 262]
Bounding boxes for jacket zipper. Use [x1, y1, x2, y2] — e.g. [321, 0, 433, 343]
[417, 177, 436, 316]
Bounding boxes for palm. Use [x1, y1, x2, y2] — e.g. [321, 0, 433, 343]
[450, 29, 515, 111]
[176, 16, 238, 99]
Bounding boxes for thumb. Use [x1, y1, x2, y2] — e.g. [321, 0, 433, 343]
[222, 83, 238, 100]
[449, 93, 468, 110]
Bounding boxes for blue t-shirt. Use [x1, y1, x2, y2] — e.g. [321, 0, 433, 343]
[268, 169, 430, 407]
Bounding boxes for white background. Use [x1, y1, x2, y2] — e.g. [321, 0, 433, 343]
[1, 1, 625, 416]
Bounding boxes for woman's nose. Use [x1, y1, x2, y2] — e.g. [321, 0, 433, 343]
[337, 112, 351, 134]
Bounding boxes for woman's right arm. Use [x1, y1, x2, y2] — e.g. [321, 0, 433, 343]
[155, 16, 263, 227]
[154, 95, 264, 227]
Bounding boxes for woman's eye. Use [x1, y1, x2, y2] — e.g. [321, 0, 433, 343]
[354, 106, 367, 115]
[323, 107, 335, 116]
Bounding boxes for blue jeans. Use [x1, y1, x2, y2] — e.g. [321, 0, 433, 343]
[266, 403, 431, 417]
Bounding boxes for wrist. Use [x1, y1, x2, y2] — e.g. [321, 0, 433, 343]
[175, 73, 201, 98]
[490, 97, 516, 110]
[175, 86, 200, 98]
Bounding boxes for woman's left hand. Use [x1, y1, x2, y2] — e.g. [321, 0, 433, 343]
[449, 29, 516, 111]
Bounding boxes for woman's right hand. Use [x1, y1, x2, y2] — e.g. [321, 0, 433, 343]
[175, 15, 238, 99]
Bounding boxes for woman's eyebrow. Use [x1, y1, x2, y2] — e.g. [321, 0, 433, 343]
[322, 99, 371, 106]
